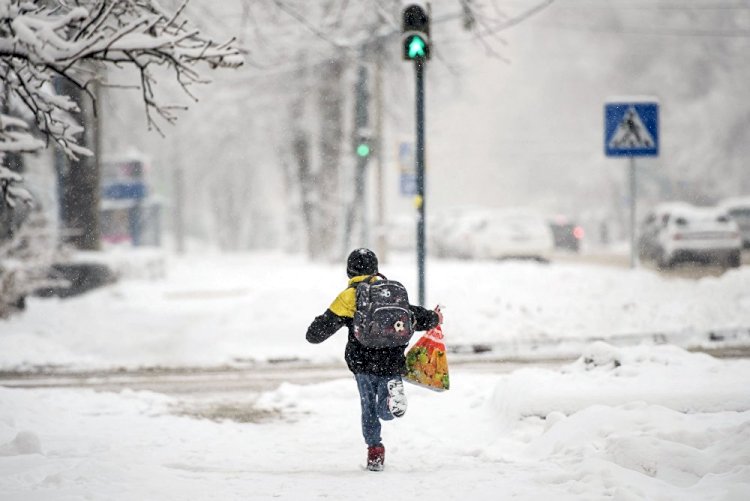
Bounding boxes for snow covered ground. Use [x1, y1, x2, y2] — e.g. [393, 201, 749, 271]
[1, 251, 749, 370]
[1, 251, 749, 499]
[1, 343, 749, 500]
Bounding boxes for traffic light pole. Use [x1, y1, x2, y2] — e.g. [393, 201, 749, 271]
[343, 63, 370, 254]
[415, 59, 426, 306]
[402, 3, 430, 306]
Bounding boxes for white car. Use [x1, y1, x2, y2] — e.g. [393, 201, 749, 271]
[472, 209, 554, 261]
[638, 202, 695, 261]
[430, 208, 554, 261]
[719, 196, 750, 249]
[429, 207, 483, 258]
[651, 205, 742, 268]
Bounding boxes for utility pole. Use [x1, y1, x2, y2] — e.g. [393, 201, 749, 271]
[374, 40, 387, 262]
[173, 148, 185, 254]
[343, 60, 371, 253]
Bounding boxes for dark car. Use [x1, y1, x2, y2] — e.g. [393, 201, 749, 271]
[549, 219, 584, 252]
[720, 197, 750, 249]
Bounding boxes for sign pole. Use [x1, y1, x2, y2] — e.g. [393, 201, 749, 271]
[415, 58, 426, 306]
[604, 98, 659, 271]
[629, 156, 637, 269]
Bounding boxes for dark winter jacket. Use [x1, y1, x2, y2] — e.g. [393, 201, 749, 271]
[306, 275, 440, 376]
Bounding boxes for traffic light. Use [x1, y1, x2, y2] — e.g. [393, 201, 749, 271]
[355, 133, 371, 158]
[356, 141, 371, 158]
[402, 4, 430, 61]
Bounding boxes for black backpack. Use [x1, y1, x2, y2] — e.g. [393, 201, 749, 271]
[351, 274, 415, 348]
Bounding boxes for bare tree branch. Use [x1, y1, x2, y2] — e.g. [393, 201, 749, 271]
[0, 0, 243, 208]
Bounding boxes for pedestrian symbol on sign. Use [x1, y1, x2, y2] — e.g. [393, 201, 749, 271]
[608, 107, 654, 149]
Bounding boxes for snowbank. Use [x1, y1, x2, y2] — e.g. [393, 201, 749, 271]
[492, 342, 750, 419]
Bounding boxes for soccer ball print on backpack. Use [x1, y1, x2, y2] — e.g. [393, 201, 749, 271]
[351, 274, 415, 348]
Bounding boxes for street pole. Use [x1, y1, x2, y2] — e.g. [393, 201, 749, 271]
[629, 156, 637, 269]
[358, 61, 369, 248]
[343, 63, 370, 253]
[374, 42, 387, 263]
[173, 163, 185, 254]
[402, 3, 430, 306]
[415, 59, 426, 306]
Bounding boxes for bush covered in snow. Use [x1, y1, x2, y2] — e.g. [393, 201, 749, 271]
[0, 211, 65, 318]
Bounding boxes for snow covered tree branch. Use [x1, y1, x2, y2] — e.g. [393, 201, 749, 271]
[0, 112, 41, 207]
[0, 0, 242, 207]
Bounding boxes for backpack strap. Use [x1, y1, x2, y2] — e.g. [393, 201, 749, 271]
[348, 273, 387, 289]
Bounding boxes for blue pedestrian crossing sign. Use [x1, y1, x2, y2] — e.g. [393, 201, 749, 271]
[605, 100, 659, 157]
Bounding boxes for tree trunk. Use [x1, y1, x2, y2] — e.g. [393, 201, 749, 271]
[293, 131, 317, 259]
[315, 58, 344, 260]
[56, 78, 101, 251]
[0, 91, 25, 242]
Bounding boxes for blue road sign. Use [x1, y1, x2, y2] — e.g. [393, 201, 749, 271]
[398, 141, 414, 171]
[103, 181, 146, 200]
[605, 101, 659, 157]
[400, 173, 417, 196]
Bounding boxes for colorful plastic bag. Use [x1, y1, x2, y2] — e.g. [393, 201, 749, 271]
[404, 323, 450, 391]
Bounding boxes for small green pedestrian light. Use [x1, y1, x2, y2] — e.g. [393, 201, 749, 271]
[407, 35, 426, 59]
[356, 143, 371, 157]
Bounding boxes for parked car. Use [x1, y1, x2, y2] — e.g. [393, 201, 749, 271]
[642, 204, 742, 268]
[638, 202, 694, 262]
[548, 216, 584, 252]
[430, 208, 554, 262]
[719, 196, 750, 249]
[444, 211, 493, 259]
[474, 209, 554, 261]
[429, 207, 482, 258]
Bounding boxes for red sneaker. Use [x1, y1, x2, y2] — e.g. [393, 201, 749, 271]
[367, 444, 385, 471]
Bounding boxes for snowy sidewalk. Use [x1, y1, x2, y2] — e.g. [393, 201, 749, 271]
[1, 344, 749, 500]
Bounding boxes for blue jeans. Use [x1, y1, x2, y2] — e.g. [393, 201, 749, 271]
[354, 373, 399, 447]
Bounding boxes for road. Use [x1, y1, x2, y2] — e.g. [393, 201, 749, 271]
[0, 358, 573, 423]
[552, 247, 750, 279]
[0, 357, 565, 394]
[2, 344, 748, 424]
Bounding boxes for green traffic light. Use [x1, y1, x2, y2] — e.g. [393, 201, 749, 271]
[356, 143, 370, 157]
[408, 35, 426, 58]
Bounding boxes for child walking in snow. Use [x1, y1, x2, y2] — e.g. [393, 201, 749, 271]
[306, 248, 442, 471]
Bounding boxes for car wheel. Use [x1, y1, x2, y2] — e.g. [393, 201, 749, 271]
[727, 250, 741, 268]
[657, 249, 672, 269]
